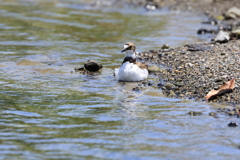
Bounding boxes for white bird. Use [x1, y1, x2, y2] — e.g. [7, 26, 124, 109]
[114, 42, 148, 82]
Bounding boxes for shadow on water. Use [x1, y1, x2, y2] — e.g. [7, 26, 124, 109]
[0, 0, 239, 159]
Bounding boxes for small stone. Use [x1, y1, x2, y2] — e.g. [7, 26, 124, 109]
[214, 78, 223, 82]
[213, 31, 230, 43]
[148, 82, 153, 86]
[168, 90, 176, 97]
[228, 122, 238, 127]
[75, 67, 85, 72]
[187, 63, 194, 67]
[148, 65, 161, 72]
[228, 111, 235, 116]
[174, 83, 184, 87]
[179, 94, 184, 97]
[157, 83, 164, 88]
[176, 79, 183, 82]
[185, 92, 192, 96]
[197, 28, 208, 34]
[142, 81, 148, 85]
[215, 15, 224, 20]
[165, 83, 174, 90]
[188, 111, 202, 116]
[209, 112, 216, 116]
[220, 52, 226, 55]
[145, 2, 158, 11]
[161, 44, 170, 50]
[132, 87, 140, 92]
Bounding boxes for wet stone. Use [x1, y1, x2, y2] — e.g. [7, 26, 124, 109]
[132, 87, 140, 92]
[161, 44, 170, 50]
[228, 111, 235, 116]
[174, 83, 184, 87]
[188, 111, 202, 116]
[157, 83, 164, 88]
[75, 67, 85, 72]
[228, 122, 238, 127]
[75, 60, 102, 75]
[209, 112, 217, 116]
[84, 60, 102, 72]
[148, 82, 153, 86]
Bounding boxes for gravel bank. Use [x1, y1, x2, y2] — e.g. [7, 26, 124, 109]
[140, 40, 240, 106]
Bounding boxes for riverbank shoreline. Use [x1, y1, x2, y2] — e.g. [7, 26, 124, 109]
[134, 0, 240, 108]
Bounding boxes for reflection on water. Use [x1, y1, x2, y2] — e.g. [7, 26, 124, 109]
[0, 0, 239, 159]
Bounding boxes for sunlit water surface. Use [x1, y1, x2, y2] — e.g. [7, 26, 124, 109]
[0, 0, 239, 159]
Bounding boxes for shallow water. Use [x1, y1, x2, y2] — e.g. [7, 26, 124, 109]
[0, 0, 239, 159]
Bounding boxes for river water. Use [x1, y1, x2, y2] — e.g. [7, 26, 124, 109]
[0, 0, 239, 159]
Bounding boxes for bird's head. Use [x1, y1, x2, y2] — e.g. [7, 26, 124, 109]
[121, 42, 136, 58]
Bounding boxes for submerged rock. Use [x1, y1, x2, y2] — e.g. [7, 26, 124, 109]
[16, 59, 42, 66]
[75, 60, 102, 75]
[209, 112, 217, 116]
[84, 60, 102, 72]
[197, 28, 216, 34]
[228, 122, 238, 127]
[188, 111, 202, 116]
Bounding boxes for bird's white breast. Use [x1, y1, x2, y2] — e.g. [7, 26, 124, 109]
[115, 62, 148, 82]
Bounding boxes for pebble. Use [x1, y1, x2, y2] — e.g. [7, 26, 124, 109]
[228, 122, 238, 127]
[161, 44, 170, 50]
[188, 111, 202, 116]
[132, 87, 140, 92]
[147, 65, 162, 72]
[228, 111, 235, 116]
[209, 112, 217, 116]
[213, 31, 230, 43]
[168, 90, 176, 97]
[165, 83, 175, 90]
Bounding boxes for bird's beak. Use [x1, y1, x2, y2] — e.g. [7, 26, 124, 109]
[121, 45, 129, 53]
